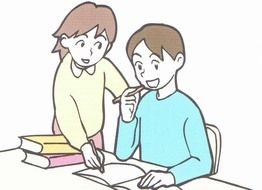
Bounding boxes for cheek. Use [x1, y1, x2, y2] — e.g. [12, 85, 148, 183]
[69, 48, 82, 60]
[92, 48, 107, 58]
[160, 69, 174, 83]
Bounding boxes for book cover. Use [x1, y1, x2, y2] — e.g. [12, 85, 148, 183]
[23, 151, 84, 169]
[19, 135, 80, 154]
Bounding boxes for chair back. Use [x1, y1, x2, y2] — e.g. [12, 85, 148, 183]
[206, 124, 221, 174]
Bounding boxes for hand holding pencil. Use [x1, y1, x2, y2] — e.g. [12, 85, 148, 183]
[118, 86, 144, 122]
[113, 86, 144, 104]
[81, 140, 105, 173]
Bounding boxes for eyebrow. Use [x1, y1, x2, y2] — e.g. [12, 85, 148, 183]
[75, 39, 84, 45]
[151, 59, 160, 64]
[134, 60, 143, 66]
[149, 53, 157, 58]
[96, 34, 107, 41]
[133, 53, 142, 57]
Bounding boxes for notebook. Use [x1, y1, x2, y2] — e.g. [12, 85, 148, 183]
[73, 162, 146, 190]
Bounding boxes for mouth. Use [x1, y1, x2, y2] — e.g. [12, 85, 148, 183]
[81, 58, 90, 64]
[146, 78, 160, 88]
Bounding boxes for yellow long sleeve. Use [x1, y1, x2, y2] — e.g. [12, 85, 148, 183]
[53, 54, 127, 149]
[104, 58, 128, 97]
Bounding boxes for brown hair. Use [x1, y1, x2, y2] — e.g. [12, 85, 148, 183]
[52, 2, 117, 60]
[127, 23, 185, 61]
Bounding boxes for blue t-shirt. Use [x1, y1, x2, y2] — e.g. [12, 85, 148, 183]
[115, 90, 212, 184]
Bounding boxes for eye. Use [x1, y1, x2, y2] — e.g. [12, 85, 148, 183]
[152, 60, 160, 70]
[95, 42, 102, 49]
[135, 61, 143, 71]
[75, 40, 85, 47]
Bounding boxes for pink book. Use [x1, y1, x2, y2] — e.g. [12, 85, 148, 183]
[22, 151, 84, 169]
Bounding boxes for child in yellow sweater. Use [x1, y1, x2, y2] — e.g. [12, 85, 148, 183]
[52, 2, 127, 170]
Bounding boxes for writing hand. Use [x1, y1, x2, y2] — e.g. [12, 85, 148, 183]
[81, 142, 105, 171]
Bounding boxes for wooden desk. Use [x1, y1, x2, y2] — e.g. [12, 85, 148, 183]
[0, 149, 250, 190]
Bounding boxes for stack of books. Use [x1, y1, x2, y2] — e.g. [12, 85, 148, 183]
[19, 135, 84, 169]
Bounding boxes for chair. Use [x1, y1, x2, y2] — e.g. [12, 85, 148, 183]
[206, 124, 221, 175]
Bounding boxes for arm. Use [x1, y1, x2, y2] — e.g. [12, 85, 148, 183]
[115, 116, 140, 160]
[55, 95, 88, 150]
[103, 58, 128, 97]
[169, 113, 212, 184]
[55, 95, 104, 169]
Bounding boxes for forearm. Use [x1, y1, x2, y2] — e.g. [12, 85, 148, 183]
[115, 116, 140, 160]
[55, 97, 88, 150]
[169, 154, 212, 184]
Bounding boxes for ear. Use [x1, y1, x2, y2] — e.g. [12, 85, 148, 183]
[60, 34, 70, 48]
[106, 43, 112, 52]
[174, 53, 185, 70]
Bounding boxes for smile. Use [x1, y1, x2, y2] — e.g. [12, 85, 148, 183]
[81, 58, 90, 64]
[146, 78, 160, 88]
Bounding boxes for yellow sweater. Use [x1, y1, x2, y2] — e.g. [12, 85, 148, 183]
[53, 53, 127, 149]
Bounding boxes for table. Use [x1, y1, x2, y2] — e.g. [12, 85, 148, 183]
[0, 149, 250, 190]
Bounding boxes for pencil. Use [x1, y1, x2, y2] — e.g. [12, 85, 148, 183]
[112, 86, 144, 104]
[89, 139, 104, 173]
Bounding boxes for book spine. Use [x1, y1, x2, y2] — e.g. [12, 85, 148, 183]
[49, 154, 84, 168]
[41, 144, 80, 154]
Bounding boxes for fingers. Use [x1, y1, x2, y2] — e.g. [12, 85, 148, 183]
[84, 154, 101, 169]
[152, 179, 163, 189]
[138, 172, 153, 188]
[138, 171, 164, 189]
[81, 143, 102, 169]
[123, 88, 137, 97]
[98, 150, 105, 165]
[124, 95, 137, 102]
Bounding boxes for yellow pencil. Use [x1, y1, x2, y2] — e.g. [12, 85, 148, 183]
[112, 86, 144, 104]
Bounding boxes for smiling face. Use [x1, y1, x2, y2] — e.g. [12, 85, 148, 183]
[61, 27, 110, 68]
[132, 40, 183, 90]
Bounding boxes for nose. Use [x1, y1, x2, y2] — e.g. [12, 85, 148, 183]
[89, 47, 93, 56]
[140, 69, 145, 78]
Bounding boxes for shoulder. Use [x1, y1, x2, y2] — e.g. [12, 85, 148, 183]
[137, 91, 155, 108]
[99, 57, 124, 76]
[176, 90, 204, 117]
[98, 57, 114, 69]
[170, 91, 200, 111]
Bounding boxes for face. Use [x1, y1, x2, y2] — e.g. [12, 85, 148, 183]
[132, 40, 183, 90]
[61, 27, 110, 68]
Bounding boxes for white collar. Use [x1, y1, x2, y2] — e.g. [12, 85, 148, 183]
[71, 60, 96, 78]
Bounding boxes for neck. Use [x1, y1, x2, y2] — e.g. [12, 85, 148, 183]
[74, 61, 96, 75]
[157, 75, 177, 99]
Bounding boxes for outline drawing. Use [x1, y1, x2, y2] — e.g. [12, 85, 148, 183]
[0, 1, 254, 190]
[114, 23, 251, 189]
[51, 1, 127, 170]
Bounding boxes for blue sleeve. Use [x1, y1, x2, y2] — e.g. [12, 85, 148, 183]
[115, 116, 140, 160]
[169, 111, 212, 184]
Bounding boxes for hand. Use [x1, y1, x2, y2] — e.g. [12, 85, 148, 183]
[81, 143, 104, 170]
[120, 88, 139, 122]
[138, 170, 175, 189]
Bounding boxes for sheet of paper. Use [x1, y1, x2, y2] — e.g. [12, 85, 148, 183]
[74, 162, 145, 186]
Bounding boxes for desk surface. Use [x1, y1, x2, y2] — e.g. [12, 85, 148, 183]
[0, 149, 250, 190]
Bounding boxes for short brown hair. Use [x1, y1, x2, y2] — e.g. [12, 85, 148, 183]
[127, 23, 185, 61]
[52, 2, 117, 60]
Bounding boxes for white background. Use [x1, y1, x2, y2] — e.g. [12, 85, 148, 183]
[0, 1, 261, 189]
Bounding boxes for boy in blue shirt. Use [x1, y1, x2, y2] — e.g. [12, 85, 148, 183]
[115, 24, 212, 189]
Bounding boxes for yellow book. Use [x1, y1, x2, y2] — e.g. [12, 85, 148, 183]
[19, 135, 80, 154]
